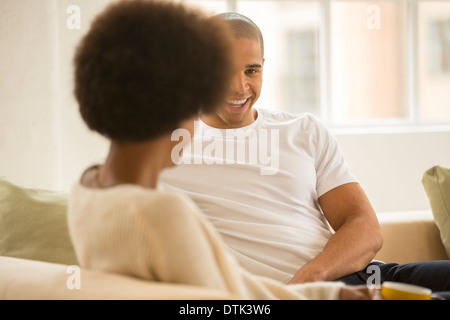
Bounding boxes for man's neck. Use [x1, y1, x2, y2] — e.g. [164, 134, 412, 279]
[201, 108, 258, 129]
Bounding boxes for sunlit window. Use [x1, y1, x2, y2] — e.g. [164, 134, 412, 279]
[236, 1, 321, 116]
[182, 0, 228, 13]
[331, 1, 408, 125]
[419, 1, 450, 123]
[184, 0, 450, 128]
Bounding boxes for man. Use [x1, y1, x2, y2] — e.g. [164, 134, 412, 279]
[160, 12, 450, 294]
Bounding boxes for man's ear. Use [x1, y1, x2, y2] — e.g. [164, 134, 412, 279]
[262, 58, 265, 78]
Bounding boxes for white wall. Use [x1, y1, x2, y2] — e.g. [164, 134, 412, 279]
[0, 0, 110, 192]
[335, 129, 450, 213]
[56, 0, 111, 190]
[1, 0, 449, 214]
[0, 0, 61, 189]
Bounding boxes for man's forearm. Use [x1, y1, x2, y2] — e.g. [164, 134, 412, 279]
[287, 183, 383, 284]
[287, 214, 382, 284]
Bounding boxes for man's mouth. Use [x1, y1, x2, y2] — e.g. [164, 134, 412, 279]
[226, 97, 251, 110]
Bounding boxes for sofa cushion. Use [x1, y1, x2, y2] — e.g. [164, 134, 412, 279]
[0, 177, 78, 265]
[422, 165, 450, 259]
[0, 256, 234, 300]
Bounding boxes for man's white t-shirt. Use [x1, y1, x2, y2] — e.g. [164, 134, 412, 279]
[160, 108, 358, 283]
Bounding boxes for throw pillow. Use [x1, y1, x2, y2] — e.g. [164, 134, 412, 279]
[422, 165, 450, 259]
[0, 177, 78, 265]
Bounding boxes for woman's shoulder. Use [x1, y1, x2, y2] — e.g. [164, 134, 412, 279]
[70, 182, 201, 225]
[71, 181, 191, 205]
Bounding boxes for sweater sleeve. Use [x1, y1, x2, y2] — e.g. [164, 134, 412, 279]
[288, 281, 345, 300]
[240, 270, 345, 300]
[141, 192, 246, 293]
[141, 193, 347, 300]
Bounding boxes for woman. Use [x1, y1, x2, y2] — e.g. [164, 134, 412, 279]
[67, 0, 378, 300]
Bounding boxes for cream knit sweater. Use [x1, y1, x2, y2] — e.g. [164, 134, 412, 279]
[68, 183, 344, 300]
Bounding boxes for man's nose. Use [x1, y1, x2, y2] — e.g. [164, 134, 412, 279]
[230, 73, 249, 94]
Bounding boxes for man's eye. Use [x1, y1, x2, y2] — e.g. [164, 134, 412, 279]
[246, 69, 258, 75]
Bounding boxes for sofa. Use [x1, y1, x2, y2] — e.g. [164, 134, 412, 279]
[375, 210, 448, 264]
[1, 166, 449, 300]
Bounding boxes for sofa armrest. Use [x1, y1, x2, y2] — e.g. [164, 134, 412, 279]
[0, 256, 236, 300]
[375, 210, 448, 264]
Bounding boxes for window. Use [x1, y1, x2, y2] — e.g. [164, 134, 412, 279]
[184, 0, 450, 128]
[419, 1, 450, 123]
[330, 1, 408, 125]
[183, 0, 228, 13]
[285, 30, 319, 115]
[235, 1, 321, 116]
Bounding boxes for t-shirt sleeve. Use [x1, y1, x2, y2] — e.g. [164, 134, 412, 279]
[312, 116, 358, 197]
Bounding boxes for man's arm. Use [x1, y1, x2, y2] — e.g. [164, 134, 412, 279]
[287, 182, 383, 284]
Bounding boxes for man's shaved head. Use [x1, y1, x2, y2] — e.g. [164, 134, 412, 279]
[217, 12, 264, 58]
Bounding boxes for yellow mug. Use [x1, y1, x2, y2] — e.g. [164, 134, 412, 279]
[381, 281, 432, 300]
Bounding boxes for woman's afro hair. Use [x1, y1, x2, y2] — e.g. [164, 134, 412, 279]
[74, 0, 235, 142]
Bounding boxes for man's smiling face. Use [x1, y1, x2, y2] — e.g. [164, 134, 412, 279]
[202, 38, 264, 128]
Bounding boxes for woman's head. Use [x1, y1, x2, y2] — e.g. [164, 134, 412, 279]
[74, 0, 234, 142]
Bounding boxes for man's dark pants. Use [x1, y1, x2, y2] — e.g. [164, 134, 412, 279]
[335, 260, 450, 299]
